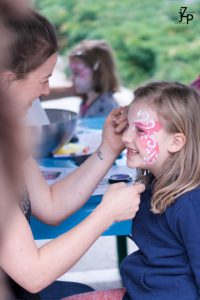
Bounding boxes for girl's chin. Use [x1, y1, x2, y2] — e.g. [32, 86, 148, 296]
[126, 158, 146, 170]
[126, 160, 140, 169]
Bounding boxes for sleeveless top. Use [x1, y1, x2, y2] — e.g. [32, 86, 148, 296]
[7, 187, 41, 300]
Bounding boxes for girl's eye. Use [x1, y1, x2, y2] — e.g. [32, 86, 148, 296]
[137, 127, 144, 132]
[135, 127, 146, 134]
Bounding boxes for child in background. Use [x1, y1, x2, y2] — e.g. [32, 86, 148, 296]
[69, 40, 119, 118]
[64, 81, 200, 300]
[191, 75, 200, 91]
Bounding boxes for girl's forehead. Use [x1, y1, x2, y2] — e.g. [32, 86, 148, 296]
[69, 57, 82, 65]
[128, 101, 158, 122]
[69, 58, 90, 72]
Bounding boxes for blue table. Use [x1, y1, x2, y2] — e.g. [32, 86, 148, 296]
[30, 117, 131, 263]
[30, 158, 132, 238]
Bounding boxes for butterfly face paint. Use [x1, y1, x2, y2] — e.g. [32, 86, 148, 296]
[132, 109, 162, 165]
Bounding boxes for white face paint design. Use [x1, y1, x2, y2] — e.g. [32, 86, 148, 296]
[132, 109, 162, 165]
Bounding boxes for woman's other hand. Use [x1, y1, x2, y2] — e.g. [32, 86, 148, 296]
[101, 106, 128, 156]
[99, 182, 145, 223]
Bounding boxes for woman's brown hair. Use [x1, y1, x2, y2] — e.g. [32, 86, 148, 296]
[0, 1, 33, 189]
[69, 40, 119, 93]
[1, 5, 58, 79]
[134, 81, 200, 213]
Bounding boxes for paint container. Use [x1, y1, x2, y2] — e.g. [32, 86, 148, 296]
[108, 174, 133, 184]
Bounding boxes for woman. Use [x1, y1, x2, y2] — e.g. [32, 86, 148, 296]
[0, 12, 23, 299]
[0, 5, 144, 300]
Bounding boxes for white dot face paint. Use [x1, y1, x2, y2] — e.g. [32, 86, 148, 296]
[132, 109, 163, 165]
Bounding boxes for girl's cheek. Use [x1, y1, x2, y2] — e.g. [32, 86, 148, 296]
[79, 71, 88, 79]
[144, 143, 160, 165]
[77, 68, 92, 79]
[137, 135, 160, 165]
[137, 135, 147, 149]
[74, 76, 92, 94]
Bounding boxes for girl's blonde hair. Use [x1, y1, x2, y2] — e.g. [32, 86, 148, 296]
[69, 39, 119, 93]
[134, 81, 200, 213]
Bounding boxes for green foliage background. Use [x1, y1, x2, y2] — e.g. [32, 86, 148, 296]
[35, 0, 200, 88]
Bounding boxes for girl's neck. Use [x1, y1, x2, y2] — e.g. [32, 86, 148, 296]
[85, 91, 100, 106]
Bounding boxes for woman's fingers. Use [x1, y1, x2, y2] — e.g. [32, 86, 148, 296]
[101, 181, 145, 223]
[112, 106, 128, 122]
[114, 114, 127, 125]
[112, 106, 128, 130]
[115, 121, 128, 133]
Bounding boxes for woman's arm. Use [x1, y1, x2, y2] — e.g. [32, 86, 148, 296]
[24, 107, 128, 225]
[40, 84, 76, 101]
[0, 182, 144, 293]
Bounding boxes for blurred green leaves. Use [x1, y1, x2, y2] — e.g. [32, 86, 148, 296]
[35, 0, 200, 88]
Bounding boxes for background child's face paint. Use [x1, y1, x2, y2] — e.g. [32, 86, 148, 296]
[132, 109, 162, 165]
[69, 61, 92, 79]
[69, 60, 93, 93]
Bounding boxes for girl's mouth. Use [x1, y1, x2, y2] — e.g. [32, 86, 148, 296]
[126, 148, 139, 158]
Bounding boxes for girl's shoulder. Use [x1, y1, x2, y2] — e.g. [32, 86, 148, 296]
[170, 185, 200, 210]
[98, 92, 118, 106]
[85, 92, 118, 117]
[165, 186, 200, 229]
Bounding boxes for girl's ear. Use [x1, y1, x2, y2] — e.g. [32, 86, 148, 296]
[1, 71, 16, 88]
[168, 133, 186, 153]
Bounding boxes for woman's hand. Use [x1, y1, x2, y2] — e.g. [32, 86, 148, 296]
[99, 182, 145, 223]
[101, 106, 128, 156]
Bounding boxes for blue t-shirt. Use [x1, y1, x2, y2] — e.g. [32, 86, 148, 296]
[120, 185, 200, 300]
[80, 92, 118, 118]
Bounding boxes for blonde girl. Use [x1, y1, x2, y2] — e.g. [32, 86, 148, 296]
[121, 81, 200, 300]
[66, 81, 200, 300]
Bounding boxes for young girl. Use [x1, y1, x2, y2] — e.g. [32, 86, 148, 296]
[120, 80, 200, 300]
[65, 81, 200, 299]
[69, 39, 119, 118]
[0, 5, 145, 300]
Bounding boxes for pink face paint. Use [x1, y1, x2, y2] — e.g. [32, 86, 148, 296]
[69, 62, 92, 79]
[69, 62, 93, 94]
[132, 109, 162, 165]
